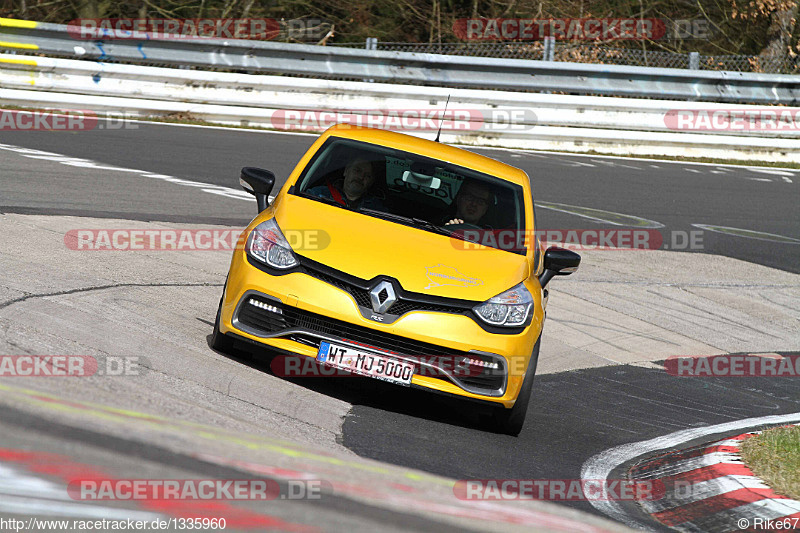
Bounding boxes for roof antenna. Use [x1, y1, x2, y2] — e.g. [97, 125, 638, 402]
[434, 94, 451, 143]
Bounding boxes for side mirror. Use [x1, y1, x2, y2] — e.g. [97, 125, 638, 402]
[240, 167, 276, 212]
[538, 247, 581, 288]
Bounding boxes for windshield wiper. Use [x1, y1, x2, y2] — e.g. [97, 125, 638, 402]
[358, 208, 470, 241]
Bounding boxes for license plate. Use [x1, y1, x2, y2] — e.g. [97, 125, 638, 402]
[317, 341, 414, 386]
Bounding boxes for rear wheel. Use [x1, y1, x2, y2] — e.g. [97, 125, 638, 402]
[491, 334, 541, 436]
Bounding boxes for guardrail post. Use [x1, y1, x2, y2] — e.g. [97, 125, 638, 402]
[689, 52, 700, 70]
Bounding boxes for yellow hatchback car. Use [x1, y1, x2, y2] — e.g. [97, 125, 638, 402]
[211, 124, 580, 435]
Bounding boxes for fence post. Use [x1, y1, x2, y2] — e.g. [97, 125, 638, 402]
[544, 36, 556, 61]
[365, 37, 378, 82]
[542, 37, 556, 93]
[689, 52, 700, 70]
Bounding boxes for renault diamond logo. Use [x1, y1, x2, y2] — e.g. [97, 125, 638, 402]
[369, 281, 397, 314]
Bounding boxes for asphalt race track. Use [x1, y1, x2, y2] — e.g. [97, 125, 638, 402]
[1, 121, 799, 532]
[340, 363, 800, 527]
[1, 123, 798, 272]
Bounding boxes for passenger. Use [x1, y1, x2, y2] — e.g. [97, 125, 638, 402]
[444, 180, 493, 227]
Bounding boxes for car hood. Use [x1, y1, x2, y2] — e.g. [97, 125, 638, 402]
[273, 195, 530, 301]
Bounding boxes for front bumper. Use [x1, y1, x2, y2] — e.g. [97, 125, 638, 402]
[219, 252, 542, 408]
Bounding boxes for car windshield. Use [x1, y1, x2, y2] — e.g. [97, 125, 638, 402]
[293, 137, 527, 254]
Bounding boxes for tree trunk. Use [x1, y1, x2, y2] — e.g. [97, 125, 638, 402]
[760, 2, 799, 58]
[72, 0, 104, 19]
[241, 0, 256, 18]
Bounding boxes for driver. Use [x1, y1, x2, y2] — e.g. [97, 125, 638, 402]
[444, 180, 492, 227]
[307, 157, 385, 210]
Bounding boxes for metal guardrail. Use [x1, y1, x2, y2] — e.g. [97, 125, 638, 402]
[5, 54, 799, 139]
[1, 18, 799, 104]
[3, 53, 799, 163]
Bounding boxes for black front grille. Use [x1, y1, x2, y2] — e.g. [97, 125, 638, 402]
[241, 295, 465, 357]
[388, 300, 456, 315]
[236, 294, 505, 392]
[301, 260, 469, 317]
[312, 271, 372, 308]
[289, 332, 505, 390]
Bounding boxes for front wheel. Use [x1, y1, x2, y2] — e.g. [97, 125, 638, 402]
[491, 335, 541, 436]
[210, 290, 235, 354]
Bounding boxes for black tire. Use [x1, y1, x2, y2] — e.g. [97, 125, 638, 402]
[210, 290, 235, 354]
[491, 334, 541, 436]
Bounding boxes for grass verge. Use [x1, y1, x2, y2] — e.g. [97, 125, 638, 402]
[739, 425, 800, 500]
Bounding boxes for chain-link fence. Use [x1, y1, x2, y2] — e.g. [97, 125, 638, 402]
[330, 40, 799, 74]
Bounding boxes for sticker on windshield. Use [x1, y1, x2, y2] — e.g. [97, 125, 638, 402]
[424, 264, 483, 290]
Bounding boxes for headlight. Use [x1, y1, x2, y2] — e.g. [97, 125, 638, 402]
[246, 219, 298, 270]
[473, 283, 533, 327]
